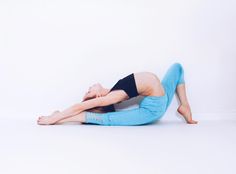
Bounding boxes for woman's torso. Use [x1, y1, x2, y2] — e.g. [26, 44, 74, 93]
[134, 72, 165, 97]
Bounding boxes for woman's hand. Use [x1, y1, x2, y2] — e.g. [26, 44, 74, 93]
[82, 83, 104, 101]
[82, 91, 97, 101]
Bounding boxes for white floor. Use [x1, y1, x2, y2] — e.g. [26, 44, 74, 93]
[1, 117, 236, 174]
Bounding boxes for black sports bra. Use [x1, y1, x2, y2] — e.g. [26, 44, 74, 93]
[101, 73, 139, 112]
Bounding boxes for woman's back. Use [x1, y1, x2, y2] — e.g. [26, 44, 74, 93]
[89, 71, 165, 113]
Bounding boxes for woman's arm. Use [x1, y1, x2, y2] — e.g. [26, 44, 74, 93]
[55, 90, 127, 122]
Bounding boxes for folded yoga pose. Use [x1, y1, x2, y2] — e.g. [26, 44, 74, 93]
[37, 63, 198, 126]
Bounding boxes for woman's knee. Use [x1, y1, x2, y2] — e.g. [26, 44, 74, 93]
[172, 62, 184, 72]
[172, 63, 185, 83]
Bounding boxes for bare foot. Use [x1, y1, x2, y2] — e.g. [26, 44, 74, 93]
[177, 105, 198, 124]
[37, 110, 63, 125]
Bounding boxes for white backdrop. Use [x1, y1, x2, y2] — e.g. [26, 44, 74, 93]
[0, 0, 235, 120]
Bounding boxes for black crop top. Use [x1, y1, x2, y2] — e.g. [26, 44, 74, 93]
[101, 73, 139, 112]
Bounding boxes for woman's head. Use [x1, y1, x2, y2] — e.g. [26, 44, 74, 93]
[83, 83, 105, 101]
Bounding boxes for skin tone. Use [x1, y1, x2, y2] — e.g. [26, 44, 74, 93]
[176, 84, 198, 124]
[37, 73, 198, 125]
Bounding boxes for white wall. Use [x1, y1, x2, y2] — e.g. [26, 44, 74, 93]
[0, 0, 235, 119]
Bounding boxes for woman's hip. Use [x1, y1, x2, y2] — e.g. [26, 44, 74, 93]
[140, 95, 168, 116]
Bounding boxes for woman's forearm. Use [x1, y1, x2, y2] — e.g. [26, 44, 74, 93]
[55, 89, 112, 122]
[55, 97, 105, 122]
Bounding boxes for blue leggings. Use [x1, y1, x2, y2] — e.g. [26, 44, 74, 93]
[84, 63, 185, 126]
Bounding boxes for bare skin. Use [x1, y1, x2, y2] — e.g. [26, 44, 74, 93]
[176, 84, 198, 124]
[37, 72, 198, 125]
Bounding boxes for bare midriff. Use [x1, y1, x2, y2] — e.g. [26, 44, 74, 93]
[134, 72, 165, 97]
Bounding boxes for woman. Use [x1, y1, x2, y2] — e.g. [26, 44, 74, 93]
[37, 63, 198, 126]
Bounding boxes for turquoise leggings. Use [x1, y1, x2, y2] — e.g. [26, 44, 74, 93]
[84, 63, 185, 126]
